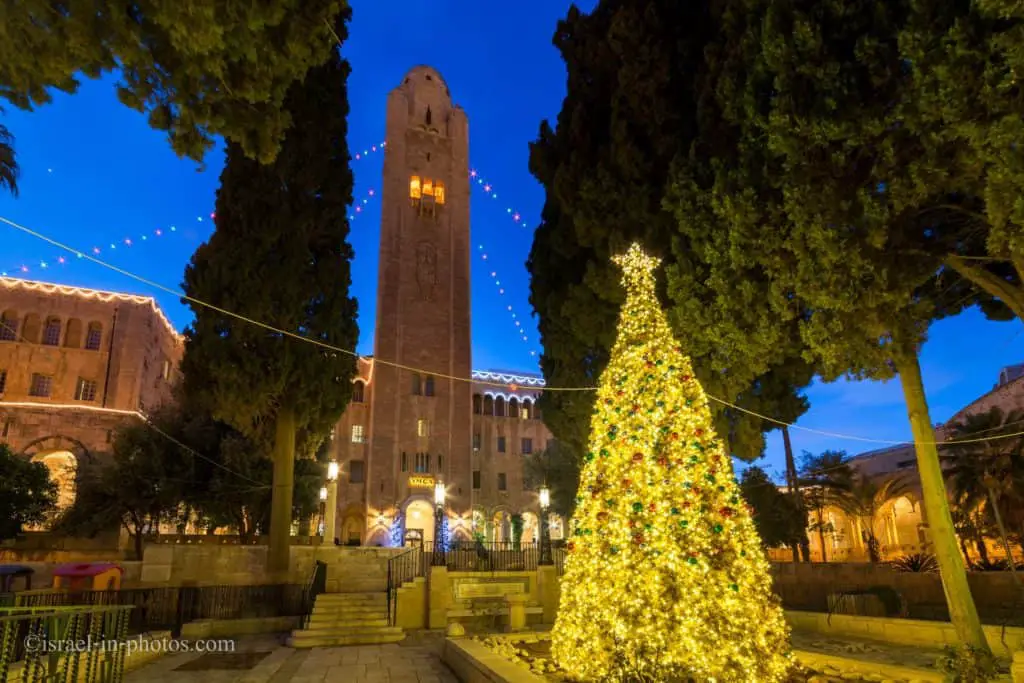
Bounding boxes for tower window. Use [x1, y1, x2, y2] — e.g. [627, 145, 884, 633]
[473, 471, 481, 489]
[412, 374, 422, 395]
[30, 373, 53, 398]
[418, 419, 430, 437]
[424, 375, 435, 397]
[402, 452, 408, 473]
[497, 473, 507, 491]
[425, 106, 432, 126]
[473, 433, 481, 451]
[521, 438, 533, 455]
[497, 436, 506, 453]
[350, 460, 365, 484]
[434, 182, 445, 205]
[42, 317, 61, 346]
[423, 179, 434, 197]
[410, 176, 422, 200]
[75, 378, 97, 402]
[351, 425, 365, 443]
[352, 381, 365, 403]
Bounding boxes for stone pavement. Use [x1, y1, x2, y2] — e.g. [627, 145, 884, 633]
[125, 634, 460, 683]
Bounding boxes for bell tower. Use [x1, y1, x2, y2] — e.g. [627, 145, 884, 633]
[366, 66, 473, 537]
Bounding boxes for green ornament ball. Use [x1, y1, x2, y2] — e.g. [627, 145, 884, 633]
[730, 583, 739, 592]
[670, 507, 680, 515]
[712, 523, 724, 534]
[632, 502, 643, 513]
[679, 520, 689, 528]
[687, 556, 697, 565]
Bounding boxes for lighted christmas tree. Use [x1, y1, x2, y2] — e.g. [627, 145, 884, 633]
[551, 244, 791, 682]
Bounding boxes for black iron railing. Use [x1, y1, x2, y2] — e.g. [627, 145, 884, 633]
[12, 584, 307, 637]
[423, 540, 540, 572]
[386, 548, 426, 626]
[300, 561, 327, 629]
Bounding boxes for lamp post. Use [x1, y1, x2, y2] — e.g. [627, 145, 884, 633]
[433, 481, 446, 566]
[318, 486, 328, 542]
[539, 485, 553, 565]
[325, 461, 339, 545]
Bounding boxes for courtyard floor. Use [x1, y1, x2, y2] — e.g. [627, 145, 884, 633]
[124, 633, 458, 683]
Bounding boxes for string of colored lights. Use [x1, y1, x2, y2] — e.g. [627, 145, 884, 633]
[4, 212, 1024, 449]
[6, 140, 537, 357]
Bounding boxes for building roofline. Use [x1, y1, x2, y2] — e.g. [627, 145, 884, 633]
[0, 277, 183, 343]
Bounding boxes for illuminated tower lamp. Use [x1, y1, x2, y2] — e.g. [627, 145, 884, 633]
[539, 485, 553, 566]
[433, 480, 447, 566]
[325, 461, 339, 545]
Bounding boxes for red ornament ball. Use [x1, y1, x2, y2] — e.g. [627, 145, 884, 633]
[567, 542, 575, 551]
[621, 478, 632, 488]
[648, 503, 656, 512]
[695, 429, 704, 436]
[670, 432, 680, 441]
[633, 533, 645, 545]
[720, 507, 734, 518]
[682, 375, 691, 381]
[632, 452, 644, 462]
[656, 457, 668, 467]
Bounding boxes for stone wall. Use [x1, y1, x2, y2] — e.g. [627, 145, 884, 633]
[771, 562, 1021, 622]
[138, 544, 403, 587]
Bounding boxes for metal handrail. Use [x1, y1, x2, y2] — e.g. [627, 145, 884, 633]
[386, 548, 425, 626]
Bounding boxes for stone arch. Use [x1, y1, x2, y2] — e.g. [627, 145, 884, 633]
[24, 450, 78, 530]
[339, 504, 365, 546]
[21, 434, 94, 464]
[351, 380, 365, 403]
[0, 309, 18, 341]
[520, 511, 539, 544]
[42, 315, 62, 346]
[490, 507, 512, 543]
[65, 318, 83, 348]
[22, 313, 41, 344]
[508, 397, 520, 419]
[548, 513, 566, 541]
[483, 395, 494, 415]
[473, 393, 482, 414]
[494, 396, 506, 418]
[521, 397, 533, 419]
[402, 495, 437, 547]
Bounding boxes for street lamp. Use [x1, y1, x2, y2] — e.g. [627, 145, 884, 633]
[318, 486, 328, 541]
[433, 481, 446, 566]
[324, 461, 339, 546]
[539, 485, 553, 565]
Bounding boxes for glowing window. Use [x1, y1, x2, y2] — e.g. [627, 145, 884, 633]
[423, 179, 434, 197]
[417, 419, 430, 437]
[410, 176, 422, 199]
[434, 182, 445, 205]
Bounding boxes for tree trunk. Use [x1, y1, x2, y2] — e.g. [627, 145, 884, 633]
[782, 426, 810, 562]
[866, 532, 880, 564]
[817, 508, 828, 563]
[895, 352, 989, 651]
[986, 488, 1023, 590]
[268, 408, 297, 578]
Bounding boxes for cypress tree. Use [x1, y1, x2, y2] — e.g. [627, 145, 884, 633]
[181, 18, 358, 575]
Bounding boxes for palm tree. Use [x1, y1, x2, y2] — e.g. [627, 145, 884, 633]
[951, 500, 993, 566]
[522, 440, 581, 520]
[798, 450, 854, 562]
[0, 112, 18, 196]
[943, 407, 1024, 566]
[831, 474, 911, 563]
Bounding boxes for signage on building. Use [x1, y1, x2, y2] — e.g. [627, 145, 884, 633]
[408, 475, 435, 489]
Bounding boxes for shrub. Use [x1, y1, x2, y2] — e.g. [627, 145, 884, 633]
[890, 553, 939, 573]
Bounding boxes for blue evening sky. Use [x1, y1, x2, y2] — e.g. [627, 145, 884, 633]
[1, 0, 1021, 479]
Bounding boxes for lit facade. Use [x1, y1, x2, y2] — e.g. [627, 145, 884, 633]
[771, 366, 1024, 563]
[0, 277, 184, 520]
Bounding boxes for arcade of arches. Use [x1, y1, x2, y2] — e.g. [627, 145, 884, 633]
[24, 450, 78, 530]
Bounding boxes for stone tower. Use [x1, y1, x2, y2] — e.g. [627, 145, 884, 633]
[366, 66, 473, 542]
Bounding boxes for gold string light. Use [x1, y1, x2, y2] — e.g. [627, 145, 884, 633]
[551, 243, 790, 682]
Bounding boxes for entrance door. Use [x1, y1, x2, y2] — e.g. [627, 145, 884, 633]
[404, 529, 424, 548]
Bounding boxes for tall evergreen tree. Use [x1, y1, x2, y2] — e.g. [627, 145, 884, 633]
[0, 1, 349, 162]
[180, 22, 358, 575]
[528, 1, 812, 467]
[665, 0, 1009, 650]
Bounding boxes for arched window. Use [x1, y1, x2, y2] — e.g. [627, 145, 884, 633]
[424, 375, 435, 397]
[352, 380, 365, 403]
[412, 373, 422, 395]
[65, 318, 83, 348]
[85, 322, 103, 351]
[483, 395, 494, 415]
[22, 313, 41, 344]
[409, 176, 422, 200]
[494, 396, 506, 418]
[508, 397, 520, 419]
[521, 398, 532, 420]
[42, 317, 62, 346]
[473, 394, 482, 414]
[0, 310, 17, 341]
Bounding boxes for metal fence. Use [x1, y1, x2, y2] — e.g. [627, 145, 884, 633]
[0, 604, 133, 683]
[6, 583, 308, 637]
[424, 540, 541, 572]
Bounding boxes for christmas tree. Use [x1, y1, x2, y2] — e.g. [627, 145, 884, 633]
[551, 244, 791, 682]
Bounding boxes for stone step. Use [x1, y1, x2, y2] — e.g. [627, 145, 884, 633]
[311, 604, 388, 616]
[307, 615, 390, 629]
[287, 631, 406, 648]
[315, 591, 387, 602]
[298, 623, 401, 637]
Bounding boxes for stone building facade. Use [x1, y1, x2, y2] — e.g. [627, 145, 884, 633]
[0, 277, 184, 517]
[329, 66, 558, 547]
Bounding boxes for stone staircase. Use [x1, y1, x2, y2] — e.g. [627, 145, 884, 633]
[289, 591, 404, 647]
[288, 548, 408, 648]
